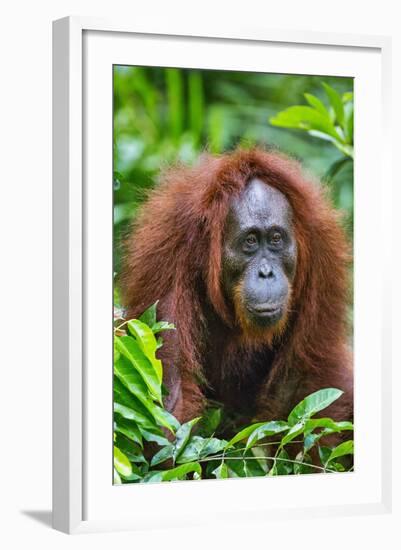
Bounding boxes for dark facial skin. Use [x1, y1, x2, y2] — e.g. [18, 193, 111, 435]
[222, 178, 297, 328]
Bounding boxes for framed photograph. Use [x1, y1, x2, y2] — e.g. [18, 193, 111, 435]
[52, 16, 392, 534]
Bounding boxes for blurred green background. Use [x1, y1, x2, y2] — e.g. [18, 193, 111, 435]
[113, 66, 353, 274]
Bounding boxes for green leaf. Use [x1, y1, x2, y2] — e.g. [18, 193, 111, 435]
[331, 461, 346, 472]
[287, 388, 344, 426]
[212, 462, 229, 479]
[114, 433, 147, 464]
[144, 462, 201, 483]
[304, 418, 353, 434]
[318, 446, 332, 466]
[114, 446, 132, 477]
[115, 335, 162, 403]
[176, 436, 206, 463]
[322, 82, 345, 126]
[306, 131, 353, 157]
[176, 436, 227, 463]
[304, 432, 320, 452]
[326, 440, 354, 465]
[150, 444, 174, 467]
[127, 320, 163, 383]
[152, 321, 175, 334]
[114, 401, 155, 430]
[139, 301, 158, 327]
[174, 417, 201, 461]
[139, 427, 170, 447]
[245, 421, 289, 450]
[114, 354, 151, 406]
[114, 381, 178, 432]
[279, 421, 305, 447]
[199, 407, 222, 436]
[114, 416, 143, 448]
[152, 404, 180, 433]
[200, 437, 227, 458]
[304, 93, 328, 116]
[113, 377, 155, 429]
[270, 106, 343, 142]
[225, 422, 266, 449]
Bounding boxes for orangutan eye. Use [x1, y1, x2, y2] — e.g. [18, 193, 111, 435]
[242, 233, 258, 252]
[270, 231, 282, 245]
[245, 234, 257, 246]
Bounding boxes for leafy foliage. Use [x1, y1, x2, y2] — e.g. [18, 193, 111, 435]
[113, 304, 354, 483]
[270, 83, 354, 159]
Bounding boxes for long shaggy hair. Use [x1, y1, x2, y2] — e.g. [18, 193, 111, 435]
[120, 148, 353, 423]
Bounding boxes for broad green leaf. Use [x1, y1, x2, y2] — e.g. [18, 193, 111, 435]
[113, 377, 155, 428]
[176, 436, 205, 463]
[212, 462, 229, 479]
[322, 82, 344, 126]
[174, 417, 201, 461]
[200, 437, 227, 458]
[318, 445, 332, 466]
[304, 418, 353, 434]
[115, 335, 162, 403]
[304, 432, 320, 452]
[199, 408, 222, 436]
[304, 93, 328, 116]
[150, 444, 174, 467]
[306, 131, 354, 158]
[139, 427, 170, 447]
[270, 106, 342, 142]
[114, 388, 177, 432]
[176, 436, 227, 463]
[119, 462, 143, 482]
[114, 446, 132, 477]
[246, 421, 289, 450]
[120, 471, 142, 482]
[225, 422, 265, 449]
[139, 301, 158, 327]
[342, 91, 354, 102]
[279, 421, 305, 447]
[152, 404, 180, 433]
[152, 321, 175, 334]
[127, 320, 163, 383]
[114, 433, 147, 464]
[287, 388, 344, 426]
[114, 354, 152, 406]
[114, 402, 154, 430]
[331, 462, 346, 472]
[326, 440, 354, 465]
[144, 462, 201, 482]
[114, 416, 143, 448]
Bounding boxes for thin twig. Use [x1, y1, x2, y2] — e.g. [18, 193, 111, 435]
[198, 455, 338, 474]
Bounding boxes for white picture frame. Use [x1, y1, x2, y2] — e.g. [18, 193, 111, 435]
[52, 16, 392, 534]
